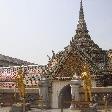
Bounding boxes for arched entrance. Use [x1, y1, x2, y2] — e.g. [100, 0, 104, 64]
[58, 84, 72, 108]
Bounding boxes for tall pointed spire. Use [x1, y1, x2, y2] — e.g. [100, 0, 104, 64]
[76, 0, 88, 33]
[79, 0, 84, 21]
[72, 0, 100, 56]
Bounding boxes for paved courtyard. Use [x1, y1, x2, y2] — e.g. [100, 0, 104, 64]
[28, 108, 112, 112]
[0, 107, 11, 112]
[28, 108, 81, 112]
[0, 107, 80, 112]
[0, 107, 112, 112]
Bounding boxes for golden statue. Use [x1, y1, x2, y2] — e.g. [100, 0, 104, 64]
[81, 64, 92, 102]
[15, 67, 25, 98]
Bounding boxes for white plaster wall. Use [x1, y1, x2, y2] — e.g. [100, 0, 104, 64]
[51, 79, 96, 108]
[51, 80, 70, 108]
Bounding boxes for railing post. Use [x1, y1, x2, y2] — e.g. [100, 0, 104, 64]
[22, 97, 25, 112]
[60, 93, 63, 112]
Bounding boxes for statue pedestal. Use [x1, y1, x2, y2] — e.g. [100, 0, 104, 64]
[9, 103, 30, 112]
[70, 103, 75, 109]
[9, 103, 23, 112]
[80, 103, 98, 112]
[38, 78, 50, 109]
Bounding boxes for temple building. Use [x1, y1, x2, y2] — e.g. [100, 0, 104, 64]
[45, 0, 112, 108]
[47, 0, 112, 87]
[0, 54, 34, 67]
[0, 0, 112, 108]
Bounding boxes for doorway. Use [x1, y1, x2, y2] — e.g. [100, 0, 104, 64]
[58, 84, 72, 108]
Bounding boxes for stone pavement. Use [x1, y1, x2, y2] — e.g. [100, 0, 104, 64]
[0, 107, 11, 112]
[0, 107, 80, 112]
[28, 108, 112, 112]
[0, 107, 82, 112]
[0, 107, 111, 112]
[28, 108, 82, 112]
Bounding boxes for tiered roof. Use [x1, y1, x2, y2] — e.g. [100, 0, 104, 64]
[46, 0, 108, 81]
[0, 65, 47, 88]
[0, 54, 34, 66]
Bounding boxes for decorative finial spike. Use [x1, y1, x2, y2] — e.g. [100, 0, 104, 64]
[81, 0, 82, 6]
[79, 0, 84, 20]
[80, 0, 83, 9]
[75, 0, 88, 33]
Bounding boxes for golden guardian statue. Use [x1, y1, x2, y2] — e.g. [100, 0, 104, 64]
[15, 67, 25, 98]
[81, 64, 92, 102]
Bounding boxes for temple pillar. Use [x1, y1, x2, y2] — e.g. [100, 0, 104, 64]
[70, 76, 81, 109]
[38, 78, 50, 109]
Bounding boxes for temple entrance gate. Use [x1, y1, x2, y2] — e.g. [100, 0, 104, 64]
[51, 80, 70, 108]
[58, 84, 71, 108]
[51, 77, 81, 109]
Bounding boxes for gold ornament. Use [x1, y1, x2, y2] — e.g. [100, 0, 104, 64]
[81, 64, 92, 102]
[15, 67, 25, 98]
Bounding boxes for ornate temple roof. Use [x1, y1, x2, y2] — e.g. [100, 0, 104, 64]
[73, 0, 101, 53]
[46, 0, 108, 80]
[0, 53, 34, 66]
[0, 65, 47, 88]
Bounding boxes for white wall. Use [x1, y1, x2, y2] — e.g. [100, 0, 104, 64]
[51, 80, 70, 108]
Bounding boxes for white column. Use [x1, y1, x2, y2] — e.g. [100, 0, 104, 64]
[70, 79, 81, 109]
[38, 79, 50, 109]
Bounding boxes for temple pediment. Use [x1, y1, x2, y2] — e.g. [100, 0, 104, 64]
[46, 0, 110, 83]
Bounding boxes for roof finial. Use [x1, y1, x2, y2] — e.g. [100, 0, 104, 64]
[81, 0, 82, 7]
[79, 0, 84, 21]
[75, 0, 88, 33]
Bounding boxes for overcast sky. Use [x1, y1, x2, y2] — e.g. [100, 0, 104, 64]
[0, 0, 111, 65]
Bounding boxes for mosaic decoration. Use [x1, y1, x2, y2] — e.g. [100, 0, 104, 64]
[46, 0, 112, 87]
[0, 65, 46, 88]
